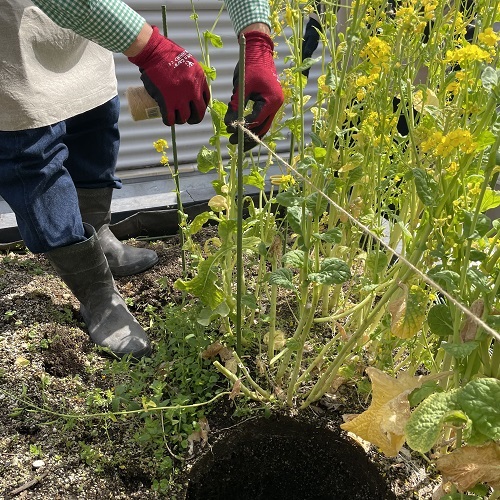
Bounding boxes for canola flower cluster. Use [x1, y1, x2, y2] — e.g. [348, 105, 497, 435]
[420, 128, 477, 157]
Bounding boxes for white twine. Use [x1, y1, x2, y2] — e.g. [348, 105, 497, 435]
[237, 123, 500, 343]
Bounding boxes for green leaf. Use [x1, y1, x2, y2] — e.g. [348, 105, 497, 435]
[294, 56, 322, 74]
[276, 191, 301, 208]
[197, 146, 218, 173]
[466, 267, 490, 294]
[244, 169, 265, 190]
[174, 257, 224, 310]
[209, 99, 229, 137]
[268, 268, 295, 290]
[462, 211, 491, 239]
[313, 227, 342, 244]
[203, 30, 223, 48]
[441, 341, 479, 359]
[305, 192, 328, 218]
[440, 494, 482, 500]
[475, 130, 497, 151]
[308, 258, 351, 285]
[408, 382, 443, 407]
[286, 205, 305, 236]
[458, 378, 500, 441]
[405, 389, 460, 453]
[427, 268, 460, 293]
[427, 303, 454, 337]
[218, 219, 237, 242]
[189, 212, 211, 235]
[199, 62, 216, 81]
[412, 168, 438, 206]
[481, 66, 499, 92]
[480, 188, 500, 212]
[282, 249, 305, 268]
[366, 251, 389, 276]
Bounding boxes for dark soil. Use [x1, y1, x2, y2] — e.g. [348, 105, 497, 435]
[186, 414, 396, 500]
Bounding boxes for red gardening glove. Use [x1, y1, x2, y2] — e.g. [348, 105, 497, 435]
[224, 31, 284, 151]
[128, 26, 209, 126]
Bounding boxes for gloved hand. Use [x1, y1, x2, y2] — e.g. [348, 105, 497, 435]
[302, 17, 322, 77]
[224, 31, 284, 151]
[128, 26, 209, 126]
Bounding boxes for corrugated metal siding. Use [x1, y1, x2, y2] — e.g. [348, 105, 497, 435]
[115, 1, 320, 175]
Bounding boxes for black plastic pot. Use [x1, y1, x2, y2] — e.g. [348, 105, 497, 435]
[185, 415, 396, 500]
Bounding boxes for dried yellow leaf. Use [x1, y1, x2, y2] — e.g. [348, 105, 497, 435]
[436, 442, 500, 491]
[340, 368, 427, 456]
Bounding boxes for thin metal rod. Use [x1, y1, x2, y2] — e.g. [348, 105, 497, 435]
[236, 34, 246, 356]
[162, 5, 186, 274]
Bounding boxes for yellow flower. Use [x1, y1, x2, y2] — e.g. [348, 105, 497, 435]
[420, 130, 443, 153]
[270, 174, 296, 188]
[360, 36, 391, 66]
[446, 161, 459, 175]
[159, 154, 169, 166]
[153, 139, 168, 152]
[478, 27, 500, 47]
[445, 43, 493, 66]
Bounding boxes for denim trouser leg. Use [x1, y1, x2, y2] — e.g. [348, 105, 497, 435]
[0, 97, 122, 253]
[0, 122, 86, 253]
[64, 95, 122, 190]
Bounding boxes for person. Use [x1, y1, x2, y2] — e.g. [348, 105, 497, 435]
[0, 0, 284, 359]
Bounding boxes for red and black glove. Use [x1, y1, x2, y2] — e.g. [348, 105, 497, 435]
[302, 18, 322, 77]
[128, 26, 209, 126]
[224, 31, 284, 151]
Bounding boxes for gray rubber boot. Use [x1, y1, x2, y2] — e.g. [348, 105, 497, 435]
[76, 187, 158, 277]
[45, 224, 152, 359]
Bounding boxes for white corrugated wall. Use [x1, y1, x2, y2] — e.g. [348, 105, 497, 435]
[114, 1, 320, 177]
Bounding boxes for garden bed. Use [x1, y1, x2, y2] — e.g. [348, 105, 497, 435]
[0, 230, 439, 499]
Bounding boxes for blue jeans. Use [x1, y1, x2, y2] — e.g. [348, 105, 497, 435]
[0, 96, 122, 253]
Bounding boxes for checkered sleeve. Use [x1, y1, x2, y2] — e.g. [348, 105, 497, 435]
[30, 0, 145, 53]
[225, 0, 271, 35]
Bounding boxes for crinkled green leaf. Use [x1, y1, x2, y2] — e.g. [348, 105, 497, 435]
[313, 227, 342, 244]
[244, 169, 265, 190]
[203, 30, 223, 48]
[458, 378, 500, 442]
[428, 303, 454, 337]
[282, 249, 305, 268]
[408, 382, 443, 407]
[174, 257, 224, 310]
[189, 212, 211, 235]
[308, 258, 351, 285]
[462, 211, 491, 239]
[388, 285, 427, 339]
[479, 187, 500, 212]
[286, 205, 305, 236]
[405, 389, 460, 453]
[366, 251, 389, 276]
[276, 190, 302, 208]
[481, 66, 499, 92]
[427, 268, 460, 293]
[305, 192, 328, 218]
[197, 146, 218, 173]
[466, 267, 490, 294]
[441, 341, 479, 359]
[412, 168, 438, 206]
[268, 268, 295, 290]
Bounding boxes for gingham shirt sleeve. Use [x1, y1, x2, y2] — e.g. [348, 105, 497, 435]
[30, 0, 145, 53]
[224, 0, 270, 35]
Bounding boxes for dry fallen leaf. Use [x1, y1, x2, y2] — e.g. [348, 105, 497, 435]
[460, 299, 484, 342]
[229, 379, 242, 400]
[340, 367, 428, 456]
[201, 341, 224, 360]
[263, 329, 286, 349]
[436, 441, 500, 492]
[187, 417, 210, 455]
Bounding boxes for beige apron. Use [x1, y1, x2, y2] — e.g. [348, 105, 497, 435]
[0, 0, 117, 130]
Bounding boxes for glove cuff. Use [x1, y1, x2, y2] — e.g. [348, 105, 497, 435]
[241, 31, 274, 62]
[306, 17, 322, 32]
[128, 25, 163, 67]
